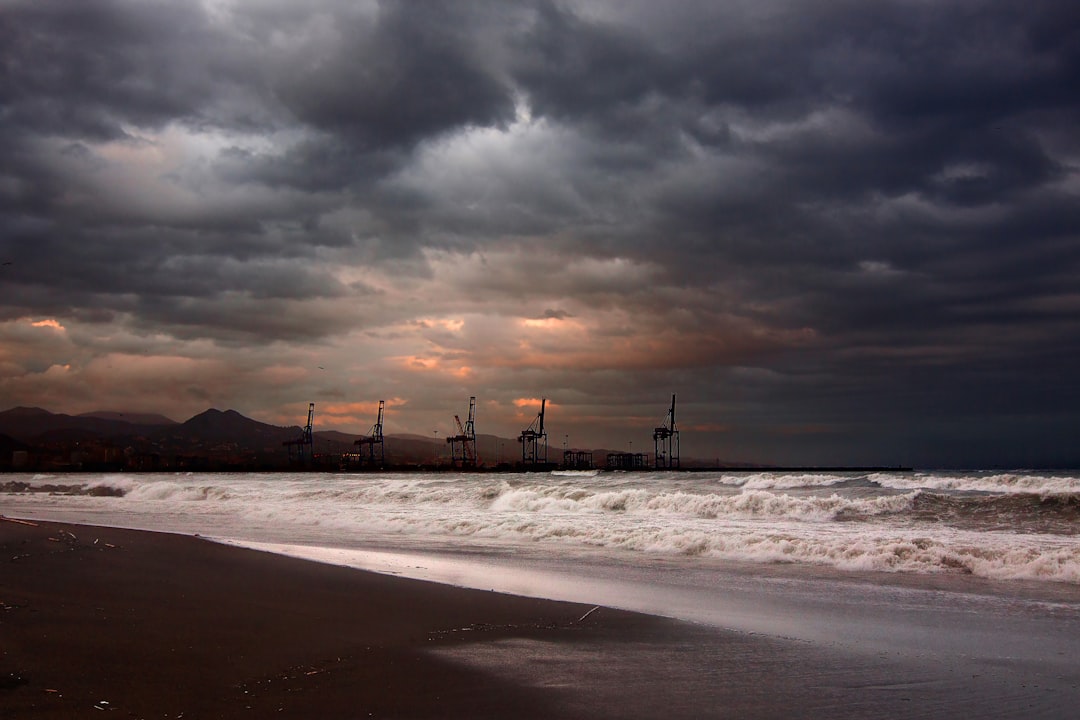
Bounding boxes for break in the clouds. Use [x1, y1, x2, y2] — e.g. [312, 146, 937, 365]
[1, 0, 1078, 467]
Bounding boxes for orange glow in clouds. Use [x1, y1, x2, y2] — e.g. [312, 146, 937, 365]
[521, 316, 584, 331]
[31, 318, 65, 330]
[400, 355, 439, 371]
[396, 355, 472, 379]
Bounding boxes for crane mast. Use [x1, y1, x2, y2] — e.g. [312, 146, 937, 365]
[283, 402, 316, 465]
[446, 396, 478, 467]
[354, 400, 385, 467]
[653, 394, 680, 469]
[518, 397, 548, 467]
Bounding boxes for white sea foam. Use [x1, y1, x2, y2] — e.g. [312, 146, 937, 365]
[873, 472, 1080, 496]
[736, 472, 852, 489]
[5, 470, 1080, 585]
[490, 485, 916, 522]
[84, 475, 136, 493]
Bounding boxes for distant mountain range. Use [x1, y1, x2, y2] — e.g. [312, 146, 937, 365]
[0, 406, 529, 469]
[0, 406, 176, 441]
[0, 406, 723, 471]
[78, 411, 178, 425]
[0, 406, 304, 470]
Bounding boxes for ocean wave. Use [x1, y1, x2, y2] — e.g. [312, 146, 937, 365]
[874, 472, 1080, 496]
[486, 485, 917, 522]
[908, 491, 1080, 535]
[123, 481, 232, 502]
[493, 522, 1080, 583]
[735, 473, 855, 490]
[1, 479, 126, 497]
[41, 476, 234, 502]
[13, 470, 1080, 586]
[341, 509, 1080, 584]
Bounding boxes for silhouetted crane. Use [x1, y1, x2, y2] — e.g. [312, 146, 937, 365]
[518, 397, 548, 467]
[284, 402, 315, 465]
[446, 396, 477, 468]
[354, 400, 385, 467]
[653, 394, 680, 469]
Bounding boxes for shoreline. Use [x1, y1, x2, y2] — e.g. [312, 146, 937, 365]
[2, 517, 653, 719]
[4, 517, 1080, 719]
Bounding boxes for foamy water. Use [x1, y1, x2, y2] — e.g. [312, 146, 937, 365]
[4, 469, 1080, 584]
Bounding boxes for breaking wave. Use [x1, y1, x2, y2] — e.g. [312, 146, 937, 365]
[874, 471, 1080, 496]
[6, 469, 1080, 584]
[486, 485, 915, 522]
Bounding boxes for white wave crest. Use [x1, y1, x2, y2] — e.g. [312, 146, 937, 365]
[83, 475, 136, 494]
[486, 485, 915, 522]
[124, 480, 231, 502]
[737, 473, 851, 490]
[409, 515, 1080, 584]
[14, 470, 1080, 586]
[874, 472, 1080, 496]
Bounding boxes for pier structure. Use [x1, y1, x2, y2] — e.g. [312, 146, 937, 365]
[562, 449, 594, 470]
[606, 451, 649, 470]
[351, 400, 385, 468]
[283, 402, 315, 464]
[653, 394, 680, 469]
[446, 396, 478, 468]
[518, 398, 549, 468]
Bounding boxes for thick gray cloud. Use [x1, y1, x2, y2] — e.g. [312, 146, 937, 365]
[1, 0, 1077, 467]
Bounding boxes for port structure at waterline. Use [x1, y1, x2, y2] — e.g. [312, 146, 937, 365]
[283, 402, 315, 465]
[518, 397, 550, 469]
[562, 449, 595, 470]
[653, 394, 680, 470]
[446, 396, 478, 468]
[606, 451, 650, 470]
[348, 400, 385, 468]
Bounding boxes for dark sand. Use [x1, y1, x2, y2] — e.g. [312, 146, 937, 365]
[3, 517, 1078, 719]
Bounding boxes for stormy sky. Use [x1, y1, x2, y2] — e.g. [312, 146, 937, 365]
[2, 0, 1078, 467]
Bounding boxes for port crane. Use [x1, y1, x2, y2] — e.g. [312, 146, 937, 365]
[653, 394, 680, 469]
[354, 400, 385, 467]
[446, 396, 477, 468]
[518, 397, 548, 467]
[283, 402, 315, 464]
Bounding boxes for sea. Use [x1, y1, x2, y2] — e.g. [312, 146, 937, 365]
[5, 469, 1080, 670]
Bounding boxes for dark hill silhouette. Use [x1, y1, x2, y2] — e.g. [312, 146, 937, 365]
[0, 406, 736, 470]
[314, 430, 362, 445]
[0, 432, 29, 469]
[2, 406, 51, 417]
[79, 411, 177, 426]
[0, 432, 28, 449]
[0, 406, 159, 443]
[35, 428, 108, 444]
[176, 409, 298, 446]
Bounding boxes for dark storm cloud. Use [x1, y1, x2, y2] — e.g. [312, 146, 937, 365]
[271, 2, 516, 150]
[0, 0, 254, 139]
[1, 0, 1078, 465]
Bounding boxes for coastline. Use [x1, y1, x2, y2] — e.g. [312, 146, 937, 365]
[2, 517, 637, 719]
[4, 517, 1079, 719]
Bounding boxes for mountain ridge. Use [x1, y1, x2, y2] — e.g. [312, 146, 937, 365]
[0, 406, 729, 470]
[78, 411, 178, 426]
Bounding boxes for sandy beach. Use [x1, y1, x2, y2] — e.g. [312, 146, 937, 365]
[3, 516, 1079, 719]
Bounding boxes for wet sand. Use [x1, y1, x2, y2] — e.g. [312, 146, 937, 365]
[3, 517, 1078, 719]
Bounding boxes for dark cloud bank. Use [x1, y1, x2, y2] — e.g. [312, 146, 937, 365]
[1, 0, 1078, 467]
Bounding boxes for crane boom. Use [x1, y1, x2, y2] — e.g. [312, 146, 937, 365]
[653, 393, 679, 469]
[518, 397, 549, 466]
